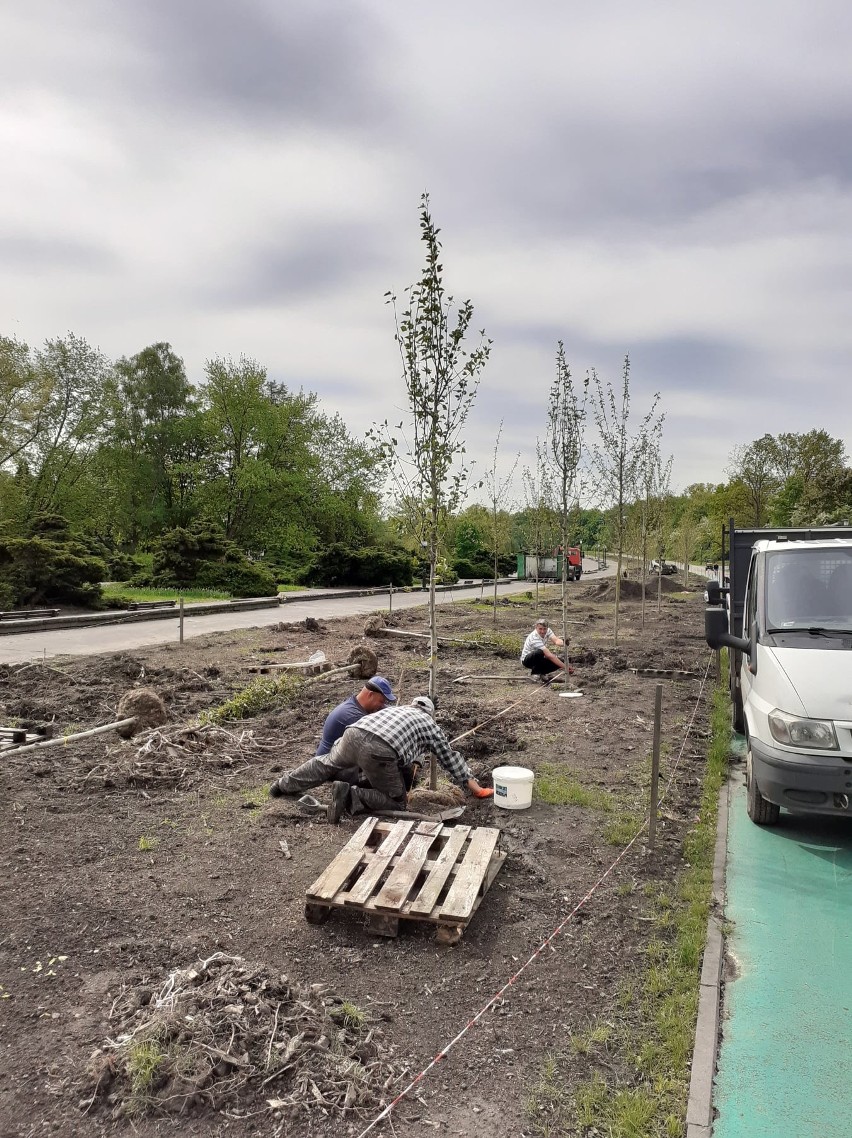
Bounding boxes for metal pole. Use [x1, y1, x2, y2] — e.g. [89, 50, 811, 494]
[649, 683, 662, 851]
[179, 596, 184, 644]
[389, 581, 393, 614]
[715, 648, 721, 684]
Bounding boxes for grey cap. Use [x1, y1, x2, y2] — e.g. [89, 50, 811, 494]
[410, 695, 435, 717]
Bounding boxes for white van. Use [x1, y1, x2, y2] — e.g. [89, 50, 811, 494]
[706, 536, 852, 824]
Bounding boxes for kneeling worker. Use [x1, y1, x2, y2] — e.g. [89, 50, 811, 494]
[324, 696, 494, 823]
[520, 617, 572, 679]
[269, 676, 396, 797]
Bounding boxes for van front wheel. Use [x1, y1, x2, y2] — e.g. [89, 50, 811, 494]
[746, 750, 780, 826]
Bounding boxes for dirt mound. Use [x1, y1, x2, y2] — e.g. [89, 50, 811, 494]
[115, 687, 168, 738]
[83, 953, 398, 1123]
[582, 575, 687, 602]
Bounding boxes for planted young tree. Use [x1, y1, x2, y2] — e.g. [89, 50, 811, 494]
[587, 355, 662, 644]
[521, 442, 557, 606]
[373, 194, 490, 777]
[637, 440, 673, 623]
[482, 421, 519, 624]
[547, 342, 588, 655]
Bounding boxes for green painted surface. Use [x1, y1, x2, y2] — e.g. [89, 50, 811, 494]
[714, 776, 852, 1137]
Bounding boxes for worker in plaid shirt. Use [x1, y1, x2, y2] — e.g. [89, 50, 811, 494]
[322, 696, 493, 823]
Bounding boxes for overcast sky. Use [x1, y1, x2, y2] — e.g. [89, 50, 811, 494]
[3, 0, 851, 503]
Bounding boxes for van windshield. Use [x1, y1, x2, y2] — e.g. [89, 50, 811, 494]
[765, 549, 852, 629]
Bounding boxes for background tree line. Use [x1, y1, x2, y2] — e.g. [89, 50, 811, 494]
[3, 330, 851, 611]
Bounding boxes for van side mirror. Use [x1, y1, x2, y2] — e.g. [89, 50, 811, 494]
[705, 606, 750, 656]
[747, 620, 758, 675]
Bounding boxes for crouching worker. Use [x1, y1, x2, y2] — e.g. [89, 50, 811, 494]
[520, 617, 573, 680]
[324, 696, 494, 824]
[269, 676, 396, 798]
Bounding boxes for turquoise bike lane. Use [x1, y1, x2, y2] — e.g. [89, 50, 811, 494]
[712, 772, 852, 1137]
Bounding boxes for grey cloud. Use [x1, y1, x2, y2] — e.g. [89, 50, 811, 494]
[199, 221, 387, 307]
[0, 235, 118, 272]
[123, 0, 391, 130]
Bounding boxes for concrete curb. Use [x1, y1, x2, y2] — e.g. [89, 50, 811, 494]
[0, 596, 280, 636]
[685, 777, 730, 1137]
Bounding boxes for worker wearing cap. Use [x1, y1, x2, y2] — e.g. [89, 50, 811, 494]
[520, 617, 571, 680]
[269, 676, 396, 798]
[325, 696, 493, 824]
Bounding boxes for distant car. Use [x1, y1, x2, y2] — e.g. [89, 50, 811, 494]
[651, 559, 677, 575]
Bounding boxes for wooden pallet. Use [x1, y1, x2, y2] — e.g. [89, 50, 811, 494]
[0, 726, 54, 751]
[305, 817, 505, 944]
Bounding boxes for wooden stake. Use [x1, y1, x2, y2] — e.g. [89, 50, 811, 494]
[649, 683, 662, 851]
[179, 596, 185, 644]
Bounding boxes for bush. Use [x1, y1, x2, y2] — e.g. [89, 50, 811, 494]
[192, 560, 277, 597]
[307, 544, 416, 587]
[107, 552, 137, 581]
[452, 556, 492, 580]
[149, 522, 277, 597]
[0, 534, 106, 608]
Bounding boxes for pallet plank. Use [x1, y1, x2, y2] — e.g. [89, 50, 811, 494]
[407, 825, 471, 916]
[343, 820, 415, 906]
[306, 817, 380, 900]
[438, 827, 501, 921]
[373, 821, 443, 912]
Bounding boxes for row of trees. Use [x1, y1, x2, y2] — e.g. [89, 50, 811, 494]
[0, 338, 391, 578]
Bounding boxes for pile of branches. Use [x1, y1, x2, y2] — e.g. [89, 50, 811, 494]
[86, 723, 262, 788]
[84, 953, 400, 1124]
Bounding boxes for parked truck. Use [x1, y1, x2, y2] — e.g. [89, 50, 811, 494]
[705, 520, 852, 824]
[517, 548, 583, 582]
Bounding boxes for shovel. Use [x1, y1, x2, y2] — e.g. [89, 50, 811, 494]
[295, 795, 466, 824]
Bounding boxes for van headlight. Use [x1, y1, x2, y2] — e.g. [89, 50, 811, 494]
[768, 709, 838, 750]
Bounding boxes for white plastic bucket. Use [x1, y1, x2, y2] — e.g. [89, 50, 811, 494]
[492, 765, 534, 810]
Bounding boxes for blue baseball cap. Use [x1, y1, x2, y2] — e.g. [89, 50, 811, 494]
[365, 676, 396, 702]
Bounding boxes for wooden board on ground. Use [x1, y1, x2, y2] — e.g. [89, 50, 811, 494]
[305, 818, 505, 942]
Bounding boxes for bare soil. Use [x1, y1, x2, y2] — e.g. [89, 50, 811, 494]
[0, 579, 714, 1137]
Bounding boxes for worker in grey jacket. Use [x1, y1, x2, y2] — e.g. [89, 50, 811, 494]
[276, 697, 494, 822]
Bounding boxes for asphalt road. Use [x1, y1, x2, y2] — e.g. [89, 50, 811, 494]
[0, 578, 571, 664]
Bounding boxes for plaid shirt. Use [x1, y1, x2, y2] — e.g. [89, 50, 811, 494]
[347, 706, 472, 786]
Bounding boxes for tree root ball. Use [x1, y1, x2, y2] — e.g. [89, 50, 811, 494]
[115, 688, 169, 738]
[347, 644, 378, 679]
[363, 615, 386, 636]
[408, 786, 465, 812]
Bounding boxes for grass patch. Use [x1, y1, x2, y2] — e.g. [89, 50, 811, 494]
[102, 584, 232, 603]
[239, 786, 270, 809]
[138, 835, 159, 852]
[330, 1001, 368, 1031]
[526, 680, 731, 1137]
[464, 628, 524, 657]
[128, 1037, 163, 1098]
[534, 762, 614, 811]
[603, 808, 645, 845]
[200, 673, 303, 723]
